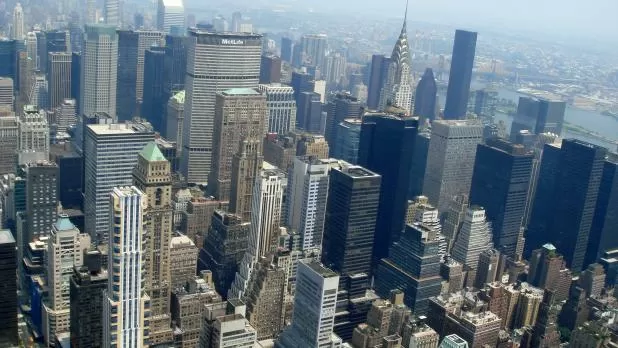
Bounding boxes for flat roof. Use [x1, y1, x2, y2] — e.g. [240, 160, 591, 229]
[304, 261, 338, 278]
[221, 88, 260, 96]
[87, 123, 145, 135]
[162, 0, 183, 7]
[0, 230, 15, 244]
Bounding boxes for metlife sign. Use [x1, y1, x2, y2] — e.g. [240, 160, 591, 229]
[221, 39, 245, 45]
[193, 31, 262, 47]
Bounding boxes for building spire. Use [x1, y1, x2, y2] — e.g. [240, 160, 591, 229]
[403, 0, 409, 31]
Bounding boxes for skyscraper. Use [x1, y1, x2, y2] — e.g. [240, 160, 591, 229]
[132, 142, 174, 344]
[423, 119, 484, 213]
[286, 157, 330, 255]
[0, 115, 18, 175]
[526, 139, 607, 270]
[81, 25, 118, 120]
[229, 137, 263, 222]
[300, 34, 327, 70]
[378, 8, 413, 112]
[157, 0, 185, 34]
[12, 3, 24, 40]
[56, 99, 77, 133]
[374, 223, 442, 315]
[0, 39, 19, 82]
[408, 132, 430, 199]
[22, 161, 59, 244]
[588, 154, 618, 263]
[0, 230, 17, 346]
[40, 30, 70, 74]
[208, 88, 266, 201]
[181, 30, 262, 184]
[163, 34, 188, 96]
[358, 110, 418, 264]
[116, 30, 164, 121]
[141, 47, 166, 132]
[296, 91, 322, 133]
[17, 105, 49, 164]
[450, 206, 493, 285]
[510, 97, 566, 139]
[325, 92, 362, 153]
[333, 118, 362, 164]
[83, 123, 153, 242]
[280, 37, 293, 63]
[103, 0, 121, 27]
[258, 83, 296, 135]
[413, 68, 438, 124]
[43, 215, 90, 346]
[276, 261, 342, 348]
[469, 139, 533, 257]
[443, 30, 477, 120]
[103, 187, 150, 347]
[47, 52, 72, 110]
[259, 54, 282, 84]
[322, 162, 381, 277]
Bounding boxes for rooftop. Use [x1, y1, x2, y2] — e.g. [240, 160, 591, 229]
[162, 0, 184, 7]
[171, 90, 185, 104]
[54, 215, 76, 231]
[139, 142, 167, 162]
[221, 88, 260, 96]
[304, 261, 338, 278]
[88, 123, 144, 135]
[0, 230, 15, 244]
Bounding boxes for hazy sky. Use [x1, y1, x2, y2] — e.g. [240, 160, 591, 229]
[298, 0, 618, 44]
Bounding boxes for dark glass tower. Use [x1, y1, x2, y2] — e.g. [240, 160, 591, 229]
[116, 30, 139, 121]
[443, 30, 477, 120]
[141, 47, 166, 133]
[322, 164, 381, 277]
[367, 54, 391, 110]
[0, 230, 17, 346]
[0, 39, 19, 82]
[413, 68, 437, 124]
[163, 34, 188, 96]
[71, 52, 81, 112]
[297, 91, 322, 133]
[358, 110, 418, 265]
[408, 132, 430, 199]
[324, 92, 362, 153]
[469, 139, 533, 257]
[290, 71, 313, 102]
[259, 54, 282, 84]
[510, 97, 566, 140]
[280, 37, 293, 63]
[526, 139, 607, 270]
[374, 223, 442, 315]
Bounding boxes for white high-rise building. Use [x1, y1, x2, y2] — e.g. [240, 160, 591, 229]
[17, 105, 49, 164]
[157, 0, 185, 34]
[451, 206, 493, 282]
[0, 77, 13, 111]
[258, 83, 296, 135]
[12, 3, 24, 40]
[228, 169, 283, 299]
[81, 25, 118, 119]
[181, 30, 262, 184]
[29, 73, 48, 109]
[103, 0, 121, 27]
[42, 214, 90, 346]
[103, 187, 150, 347]
[286, 157, 329, 255]
[276, 261, 342, 348]
[56, 99, 76, 133]
[26, 32, 38, 69]
[83, 123, 153, 242]
[423, 119, 484, 213]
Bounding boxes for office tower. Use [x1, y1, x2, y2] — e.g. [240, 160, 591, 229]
[229, 138, 264, 221]
[558, 286, 589, 331]
[333, 118, 362, 164]
[12, 3, 24, 40]
[475, 249, 499, 288]
[286, 157, 329, 254]
[325, 92, 362, 151]
[166, 90, 185, 151]
[202, 211, 250, 296]
[260, 54, 282, 84]
[296, 133, 329, 158]
[451, 207, 493, 285]
[17, 105, 49, 162]
[17, 51, 31, 105]
[49, 142, 82, 209]
[408, 132, 430, 199]
[208, 89, 266, 200]
[279, 37, 293, 64]
[83, 123, 153, 241]
[103, 187, 150, 347]
[202, 306, 258, 348]
[0, 77, 13, 111]
[262, 134, 296, 171]
[37, 31, 70, 75]
[439, 335, 468, 348]
[469, 139, 533, 257]
[296, 91, 322, 133]
[587, 154, 618, 263]
[141, 47, 166, 132]
[413, 68, 438, 124]
[441, 257, 464, 294]
[378, 12, 413, 112]
[0, 39, 18, 82]
[104, 0, 121, 26]
[163, 34, 189, 96]
[512, 285, 544, 329]
[406, 196, 447, 258]
[169, 235, 198, 289]
[43, 214, 90, 346]
[22, 161, 58, 244]
[0, 115, 18, 175]
[423, 119, 484, 213]
[324, 52, 347, 85]
[276, 261, 342, 347]
[300, 34, 327, 69]
[322, 163, 381, 276]
[157, 0, 185, 33]
[510, 97, 566, 139]
[70, 250, 108, 348]
[290, 71, 313, 102]
[46, 52, 72, 110]
[578, 263, 605, 298]
[0, 230, 17, 346]
[182, 31, 262, 184]
[528, 244, 572, 302]
[71, 52, 81, 109]
[443, 30, 477, 120]
[56, 99, 76, 133]
[526, 139, 607, 270]
[116, 30, 164, 121]
[228, 170, 283, 299]
[181, 197, 228, 248]
[28, 73, 48, 109]
[358, 110, 417, 264]
[258, 84, 296, 135]
[171, 278, 222, 347]
[132, 142, 174, 344]
[81, 25, 118, 120]
[375, 223, 442, 315]
[524, 289, 560, 347]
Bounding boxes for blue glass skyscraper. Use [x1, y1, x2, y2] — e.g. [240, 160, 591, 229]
[444, 30, 477, 120]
